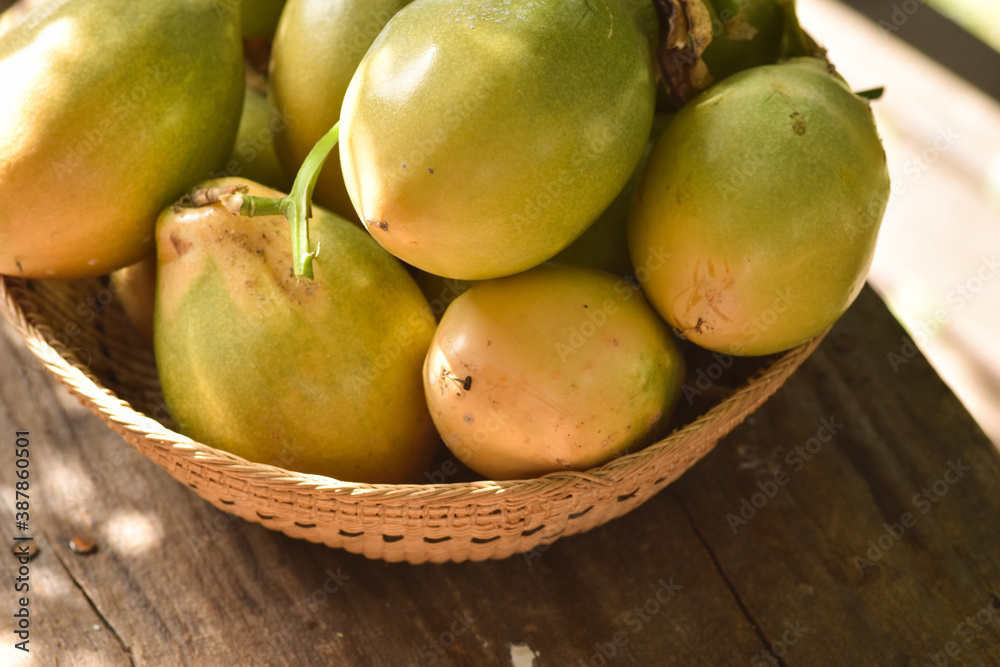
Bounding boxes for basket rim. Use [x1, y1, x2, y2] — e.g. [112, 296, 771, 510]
[0, 273, 827, 498]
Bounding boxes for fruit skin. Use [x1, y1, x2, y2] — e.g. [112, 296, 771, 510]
[109, 253, 157, 346]
[412, 270, 474, 322]
[220, 83, 294, 193]
[424, 263, 684, 480]
[155, 178, 439, 483]
[340, 0, 657, 280]
[240, 0, 287, 39]
[700, 0, 788, 84]
[553, 114, 673, 277]
[628, 58, 890, 356]
[269, 0, 412, 220]
[0, 0, 244, 279]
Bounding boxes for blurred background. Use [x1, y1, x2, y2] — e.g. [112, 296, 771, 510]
[804, 0, 1000, 449]
[920, 0, 1000, 51]
[2, 0, 997, 447]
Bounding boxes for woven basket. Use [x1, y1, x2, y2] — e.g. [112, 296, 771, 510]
[0, 274, 824, 563]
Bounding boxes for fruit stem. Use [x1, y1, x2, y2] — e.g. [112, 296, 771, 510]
[228, 122, 342, 280]
[233, 195, 284, 217]
[280, 121, 341, 279]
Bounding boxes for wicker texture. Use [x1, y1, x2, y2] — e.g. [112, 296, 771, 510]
[1, 274, 824, 563]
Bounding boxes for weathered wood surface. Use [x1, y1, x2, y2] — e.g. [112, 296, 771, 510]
[3, 283, 1000, 667]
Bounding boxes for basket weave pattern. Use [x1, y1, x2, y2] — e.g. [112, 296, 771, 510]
[1, 275, 824, 563]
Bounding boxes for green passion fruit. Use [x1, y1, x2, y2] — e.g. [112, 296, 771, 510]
[424, 263, 684, 480]
[269, 0, 412, 220]
[109, 253, 157, 346]
[628, 58, 890, 356]
[240, 0, 287, 39]
[700, 0, 788, 81]
[155, 178, 438, 483]
[339, 0, 657, 280]
[222, 82, 294, 193]
[553, 113, 673, 277]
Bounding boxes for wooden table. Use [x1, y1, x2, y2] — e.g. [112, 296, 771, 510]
[3, 285, 1000, 667]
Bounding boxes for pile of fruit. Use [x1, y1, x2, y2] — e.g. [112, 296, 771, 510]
[0, 0, 890, 484]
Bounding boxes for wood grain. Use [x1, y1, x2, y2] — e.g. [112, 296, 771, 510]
[670, 287, 1000, 666]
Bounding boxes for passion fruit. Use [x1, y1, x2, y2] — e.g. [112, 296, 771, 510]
[628, 58, 890, 356]
[269, 0, 412, 220]
[339, 0, 657, 280]
[424, 263, 684, 480]
[0, 0, 244, 278]
[155, 178, 439, 483]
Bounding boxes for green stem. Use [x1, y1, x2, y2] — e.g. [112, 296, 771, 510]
[281, 121, 342, 279]
[228, 122, 342, 280]
[237, 196, 285, 217]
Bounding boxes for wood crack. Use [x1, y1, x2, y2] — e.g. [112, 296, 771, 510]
[49, 534, 137, 666]
[672, 493, 789, 667]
